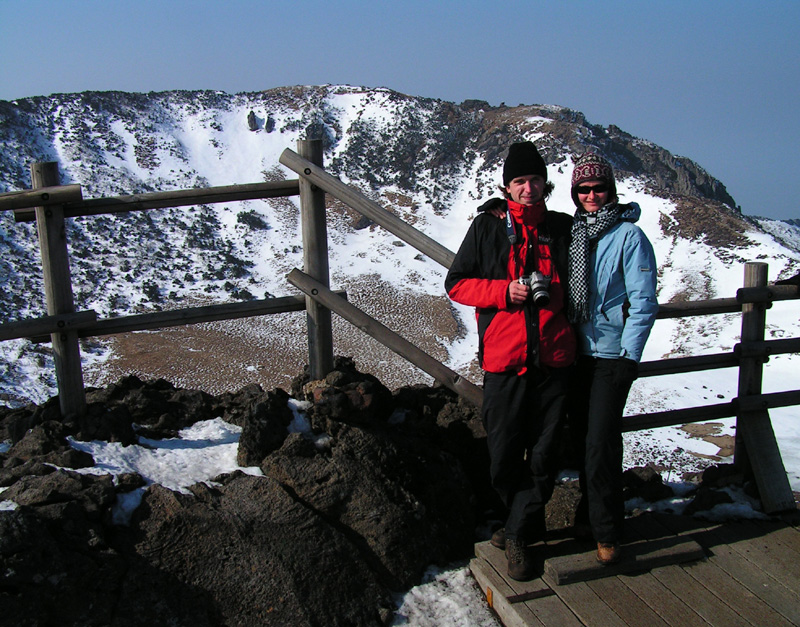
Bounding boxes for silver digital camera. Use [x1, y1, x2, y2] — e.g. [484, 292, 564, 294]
[518, 272, 552, 307]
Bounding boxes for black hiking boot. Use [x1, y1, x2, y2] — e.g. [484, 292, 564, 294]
[505, 538, 535, 581]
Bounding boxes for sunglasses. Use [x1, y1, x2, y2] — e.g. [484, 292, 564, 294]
[575, 184, 609, 195]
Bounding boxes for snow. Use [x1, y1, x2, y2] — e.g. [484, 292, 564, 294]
[2, 87, 800, 623]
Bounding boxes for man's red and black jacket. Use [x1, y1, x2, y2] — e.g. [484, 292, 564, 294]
[445, 198, 576, 375]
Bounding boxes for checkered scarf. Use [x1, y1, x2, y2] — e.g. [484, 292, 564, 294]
[567, 203, 624, 324]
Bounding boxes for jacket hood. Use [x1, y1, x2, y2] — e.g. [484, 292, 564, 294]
[618, 201, 641, 222]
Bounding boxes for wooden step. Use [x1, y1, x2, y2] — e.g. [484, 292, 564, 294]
[543, 534, 706, 585]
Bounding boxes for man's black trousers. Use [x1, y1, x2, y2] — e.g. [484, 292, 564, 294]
[482, 366, 571, 544]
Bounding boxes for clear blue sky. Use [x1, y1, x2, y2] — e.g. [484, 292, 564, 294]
[1, 0, 798, 221]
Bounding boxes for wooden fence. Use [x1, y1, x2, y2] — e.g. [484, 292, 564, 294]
[0, 140, 798, 513]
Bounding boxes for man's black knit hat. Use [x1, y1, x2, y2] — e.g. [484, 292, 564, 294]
[503, 141, 547, 186]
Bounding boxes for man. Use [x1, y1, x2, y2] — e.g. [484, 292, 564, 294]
[445, 141, 576, 580]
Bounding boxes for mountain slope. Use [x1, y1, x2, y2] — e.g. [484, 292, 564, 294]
[0, 85, 798, 409]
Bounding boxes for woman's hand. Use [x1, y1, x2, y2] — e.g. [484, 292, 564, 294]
[487, 206, 507, 219]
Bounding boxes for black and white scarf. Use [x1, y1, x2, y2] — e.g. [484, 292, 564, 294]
[567, 203, 624, 324]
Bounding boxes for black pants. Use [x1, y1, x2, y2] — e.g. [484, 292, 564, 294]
[570, 356, 634, 544]
[482, 366, 570, 544]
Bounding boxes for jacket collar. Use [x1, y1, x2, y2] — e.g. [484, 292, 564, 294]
[507, 199, 547, 226]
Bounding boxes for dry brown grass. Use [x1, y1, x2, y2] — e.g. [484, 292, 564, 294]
[83, 287, 478, 395]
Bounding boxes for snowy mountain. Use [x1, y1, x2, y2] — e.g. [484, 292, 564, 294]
[1, 85, 799, 444]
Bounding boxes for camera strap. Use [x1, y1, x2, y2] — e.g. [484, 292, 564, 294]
[522, 220, 549, 276]
[505, 210, 517, 245]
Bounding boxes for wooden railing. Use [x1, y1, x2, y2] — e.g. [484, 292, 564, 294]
[1, 141, 798, 513]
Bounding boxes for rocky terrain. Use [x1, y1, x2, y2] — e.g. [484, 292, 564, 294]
[4, 85, 798, 406]
[0, 357, 773, 626]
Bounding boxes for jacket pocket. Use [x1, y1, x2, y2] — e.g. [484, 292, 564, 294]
[481, 309, 527, 372]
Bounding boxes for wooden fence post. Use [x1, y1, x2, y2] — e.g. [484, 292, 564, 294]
[734, 261, 794, 512]
[30, 162, 86, 418]
[297, 139, 334, 379]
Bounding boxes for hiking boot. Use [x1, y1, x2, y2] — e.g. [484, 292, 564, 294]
[490, 527, 505, 549]
[596, 542, 621, 565]
[505, 538, 535, 581]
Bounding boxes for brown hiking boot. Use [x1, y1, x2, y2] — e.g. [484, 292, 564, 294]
[505, 538, 535, 581]
[490, 527, 505, 549]
[596, 542, 621, 565]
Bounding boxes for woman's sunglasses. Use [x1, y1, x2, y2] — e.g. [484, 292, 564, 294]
[575, 184, 609, 195]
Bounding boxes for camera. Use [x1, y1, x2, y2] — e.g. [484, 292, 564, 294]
[518, 272, 552, 307]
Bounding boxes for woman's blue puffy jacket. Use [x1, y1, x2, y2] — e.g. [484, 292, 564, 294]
[576, 202, 658, 363]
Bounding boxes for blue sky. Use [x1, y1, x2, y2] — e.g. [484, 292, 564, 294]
[1, 0, 798, 221]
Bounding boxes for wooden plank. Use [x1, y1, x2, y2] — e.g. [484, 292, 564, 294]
[31, 161, 86, 419]
[656, 298, 741, 318]
[469, 555, 545, 627]
[645, 514, 800, 624]
[659, 518, 800, 625]
[523, 592, 584, 627]
[623, 402, 736, 432]
[637, 353, 738, 378]
[736, 337, 800, 359]
[543, 578, 629, 627]
[280, 147, 456, 269]
[704, 540, 800, 624]
[751, 518, 800, 556]
[680, 555, 795, 627]
[644, 517, 791, 626]
[69, 295, 326, 339]
[474, 542, 583, 627]
[735, 262, 795, 514]
[617, 572, 708, 627]
[543, 534, 705, 585]
[297, 139, 334, 380]
[586, 576, 670, 627]
[625, 391, 800, 432]
[649, 564, 750, 627]
[649, 283, 798, 320]
[736, 284, 800, 305]
[711, 521, 800, 589]
[0, 310, 97, 341]
[475, 542, 550, 593]
[13, 180, 300, 222]
[0, 184, 82, 211]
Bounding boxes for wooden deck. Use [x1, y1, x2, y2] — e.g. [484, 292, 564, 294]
[469, 512, 800, 626]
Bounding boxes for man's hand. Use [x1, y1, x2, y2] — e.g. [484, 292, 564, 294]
[507, 280, 530, 305]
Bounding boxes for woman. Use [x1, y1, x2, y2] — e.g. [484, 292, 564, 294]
[566, 152, 658, 565]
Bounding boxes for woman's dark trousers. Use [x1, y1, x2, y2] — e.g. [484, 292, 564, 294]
[570, 356, 634, 544]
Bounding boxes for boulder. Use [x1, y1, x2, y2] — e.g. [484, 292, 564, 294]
[0, 368, 479, 625]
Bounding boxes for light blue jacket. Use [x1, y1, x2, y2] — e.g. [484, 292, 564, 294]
[575, 202, 658, 363]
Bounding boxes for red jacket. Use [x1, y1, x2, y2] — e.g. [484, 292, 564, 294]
[445, 199, 576, 374]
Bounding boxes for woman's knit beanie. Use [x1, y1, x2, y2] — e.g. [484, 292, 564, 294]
[571, 152, 617, 207]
